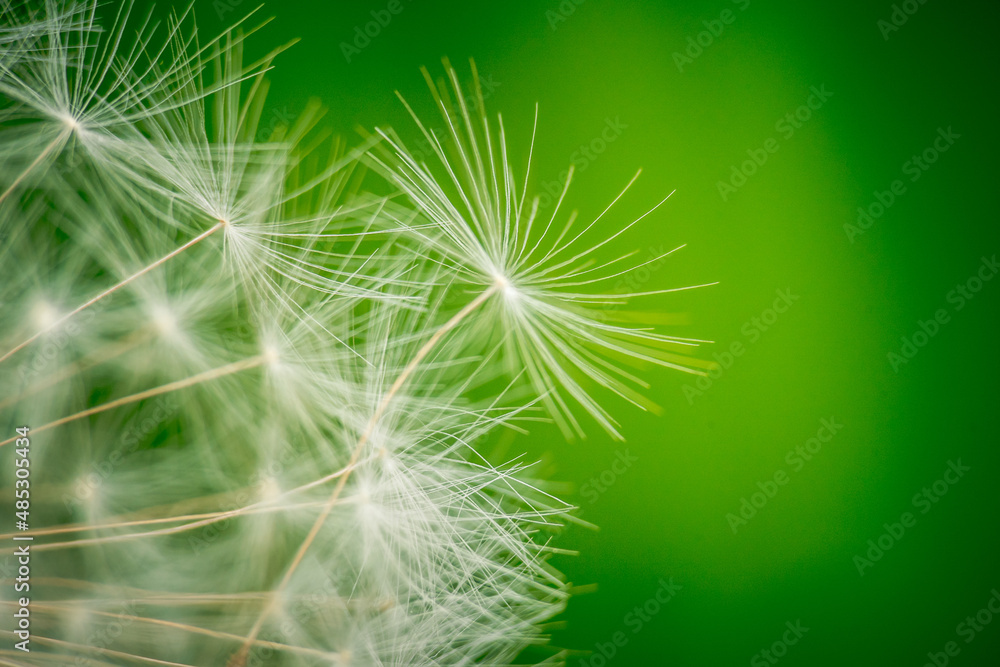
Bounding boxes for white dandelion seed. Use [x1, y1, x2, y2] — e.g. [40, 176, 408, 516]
[0, 0, 264, 205]
[1, 3, 713, 664]
[369, 59, 717, 438]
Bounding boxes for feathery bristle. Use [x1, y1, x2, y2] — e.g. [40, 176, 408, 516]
[1, 4, 710, 665]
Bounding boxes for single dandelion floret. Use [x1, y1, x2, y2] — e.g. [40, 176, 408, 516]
[128, 30, 409, 313]
[369, 59, 717, 438]
[0, 203, 123, 408]
[0, 0, 268, 206]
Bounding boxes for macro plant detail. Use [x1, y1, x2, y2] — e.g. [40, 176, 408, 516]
[0, 2, 712, 665]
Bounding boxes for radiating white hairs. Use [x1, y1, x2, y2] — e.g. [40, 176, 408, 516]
[0, 2, 711, 665]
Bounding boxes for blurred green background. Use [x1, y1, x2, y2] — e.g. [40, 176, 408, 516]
[168, 0, 1000, 663]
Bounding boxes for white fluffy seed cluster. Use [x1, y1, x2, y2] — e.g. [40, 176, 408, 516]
[0, 2, 712, 665]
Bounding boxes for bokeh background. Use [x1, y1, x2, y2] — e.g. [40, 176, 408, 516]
[146, 0, 999, 664]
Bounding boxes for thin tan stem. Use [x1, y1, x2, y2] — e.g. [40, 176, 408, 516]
[24, 577, 271, 605]
[0, 222, 223, 366]
[0, 460, 362, 555]
[0, 631, 194, 666]
[0, 354, 263, 448]
[0, 499, 327, 543]
[0, 127, 71, 207]
[24, 578, 378, 610]
[228, 283, 499, 666]
[1, 602, 337, 661]
[0, 329, 150, 410]
[13, 500, 338, 553]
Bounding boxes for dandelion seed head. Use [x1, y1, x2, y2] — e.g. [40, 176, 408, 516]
[256, 475, 282, 504]
[71, 473, 106, 520]
[370, 60, 714, 438]
[30, 299, 60, 331]
[262, 343, 282, 367]
[150, 304, 179, 340]
[355, 482, 374, 507]
[59, 112, 81, 132]
[493, 271, 521, 302]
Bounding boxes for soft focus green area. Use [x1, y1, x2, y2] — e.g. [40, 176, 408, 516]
[168, 0, 999, 663]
